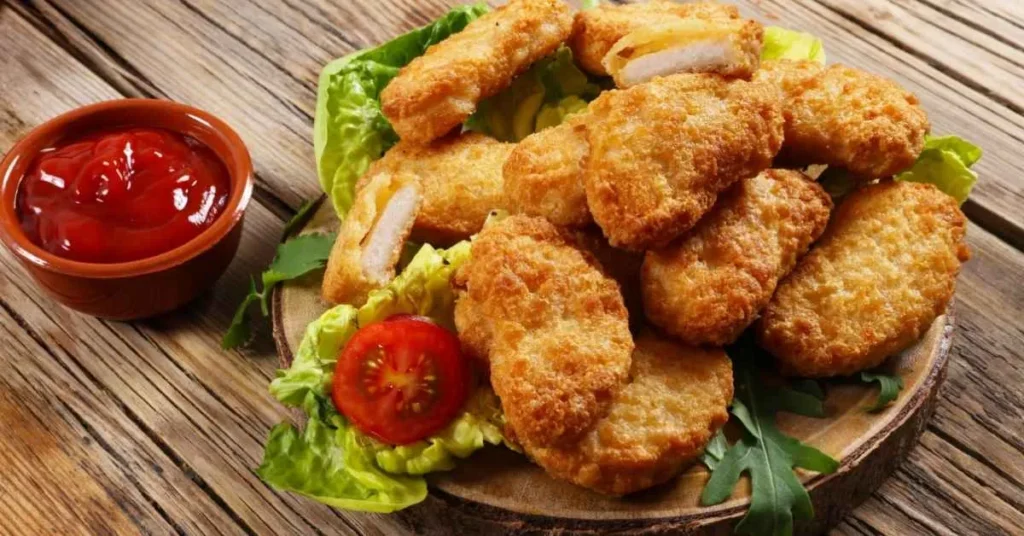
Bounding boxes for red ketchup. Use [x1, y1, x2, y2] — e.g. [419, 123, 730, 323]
[17, 127, 230, 263]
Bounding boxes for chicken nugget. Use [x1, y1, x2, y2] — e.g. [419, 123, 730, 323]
[358, 133, 513, 245]
[755, 60, 929, 178]
[454, 215, 633, 447]
[585, 74, 784, 250]
[322, 172, 420, 306]
[570, 1, 739, 76]
[757, 181, 970, 377]
[503, 114, 592, 227]
[527, 332, 733, 495]
[643, 170, 832, 346]
[381, 0, 574, 144]
[603, 18, 764, 88]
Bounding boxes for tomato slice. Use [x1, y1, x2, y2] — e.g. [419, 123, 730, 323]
[332, 315, 470, 445]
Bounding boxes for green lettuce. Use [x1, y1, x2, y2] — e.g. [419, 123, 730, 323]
[314, 4, 489, 218]
[762, 26, 826, 63]
[466, 46, 606, 141]
[260, 241, 506, 513]
[896, 135, 981, 204]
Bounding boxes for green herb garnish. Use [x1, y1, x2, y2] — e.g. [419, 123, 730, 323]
[859, 371, 904, 412]
[222, 232, 336, 349]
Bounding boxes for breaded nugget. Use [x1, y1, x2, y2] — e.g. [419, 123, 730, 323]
[585, 74, 784, 250]
[755, 60, 929, 178]
[380, 0, 574, 144]
[503, 114, 592, 227]
[454, 215, 633, 447]
[642, 170, 832, 346]
[570, 1, 739, 76]
[757, 181, 970, 377]
[357, 133, 513, 245]
[527, 332, 733, 495]
[603, 18, 764, 88]
[575, 229, 645, 327]
[322, 173, 420, 306]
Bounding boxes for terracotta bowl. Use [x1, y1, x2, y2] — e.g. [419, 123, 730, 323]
[0, 99, 253, 320]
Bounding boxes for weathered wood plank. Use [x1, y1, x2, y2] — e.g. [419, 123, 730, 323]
[0, 7, 399, 535]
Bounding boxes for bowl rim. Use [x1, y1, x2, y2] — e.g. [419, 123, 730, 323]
[0, 98, 254, 279]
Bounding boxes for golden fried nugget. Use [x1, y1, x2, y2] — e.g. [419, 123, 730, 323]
[603, 18, 763, 88]
[322, 173, 420, 306]
[527, 332, 733, 495]
[454, 215, 633, 448]
[585, 74, 784, 250]
[503, 114, 592, 227]
[381, 0, 574, 144]
[757, 181, 970, 377]
[755, 60, 929, 179]
[357, 133, 513, 245]
[570, 1, 739, 76]
[642, 170, 832, 346]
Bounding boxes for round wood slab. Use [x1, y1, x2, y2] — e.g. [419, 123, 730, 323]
[272, 198, 954, 535]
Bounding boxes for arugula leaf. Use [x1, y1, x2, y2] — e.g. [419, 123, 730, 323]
[859, 371, 904, 412]
[222, 232, 336, 349]
[701, 360, 839, 536]
[701, 430, 729, 471]
[281, 198, 321, 239]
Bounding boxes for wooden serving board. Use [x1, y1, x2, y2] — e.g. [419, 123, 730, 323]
[272, 198, 954, 535]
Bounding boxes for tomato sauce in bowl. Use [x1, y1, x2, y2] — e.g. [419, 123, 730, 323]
[17, 127, 230, 263]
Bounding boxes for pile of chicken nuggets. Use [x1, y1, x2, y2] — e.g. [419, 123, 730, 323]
[322, 0, 970, 495]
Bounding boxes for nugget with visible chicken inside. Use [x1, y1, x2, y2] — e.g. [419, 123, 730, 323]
[603, 18, 764, 88]
[585, 74, 784, 250]
[358, 133, 513, 245]
[755, 60, 929, 179]
[454, 215, 633, 448]
[381, 0, 574, 144]
[642, 170, 832, 346]
[527, 332, 733, 495]
[757, 181, 970, 377]
[322, 173, 420, 306]
[503, 114, 592, 227]
[570, 1, 739, 76]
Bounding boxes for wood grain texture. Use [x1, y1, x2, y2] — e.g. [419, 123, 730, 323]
[0, 0, 1021, 534]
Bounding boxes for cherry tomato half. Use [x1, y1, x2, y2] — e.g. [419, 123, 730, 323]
[332, 315, 470, 445]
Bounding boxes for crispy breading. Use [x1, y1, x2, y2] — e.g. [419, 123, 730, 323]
[575, 229, 645, 328]
[585, 74, 784, 250]
[527, 332, 733, 495]
[322, 173, 420, 306]
[357, 133, 513, 245]
[757, 181, 970, 377]
[454, 215, 633, 448]
[503, 114, 592, 227]
[755, 60, 930, 179]
[603, 18, 764, 88]
[642, 170, 832, 346]
[570, 1, 739, 76]
[380, 0, 574, 144]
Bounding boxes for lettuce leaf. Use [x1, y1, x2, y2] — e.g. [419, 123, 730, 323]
[257, 392, 427, 513]
[762, 26, 826, 63]
[314, 4, 489, 218]
[896, 135, 981, 204]
[466, 46, 605, 141]
[260, 241, 505, 513]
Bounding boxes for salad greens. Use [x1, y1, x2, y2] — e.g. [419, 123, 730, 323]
[466, 46, 606, 141]
[762, 27, 826, 64]
[315, 3, 490, 219]
[859, 371, 905, 412]
[222, 232, 336, 349]
[701, 357, 840, 536]
[896, 135, 981, 204]
[259, 242, 506, 511]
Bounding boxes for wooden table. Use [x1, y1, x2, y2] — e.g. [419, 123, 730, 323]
[0, 0, 1020, 534]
